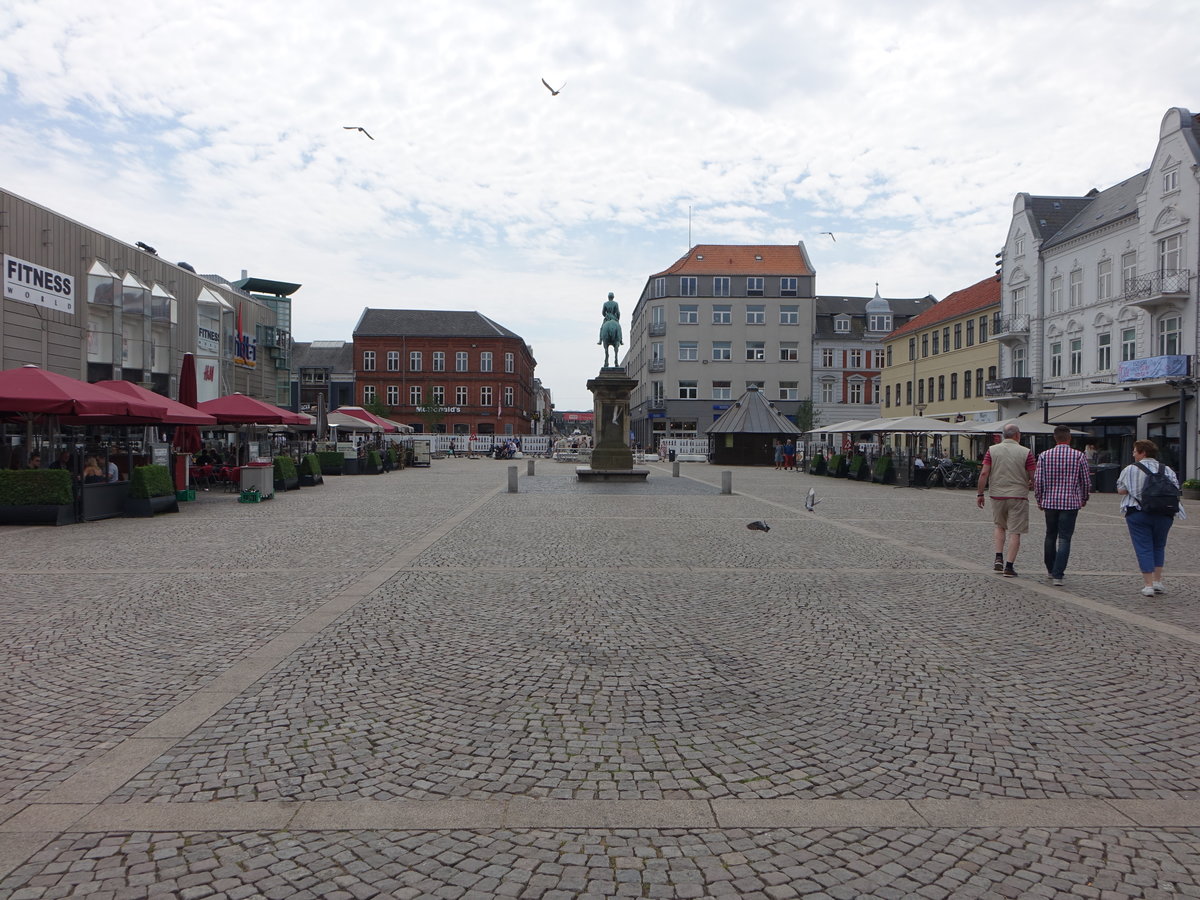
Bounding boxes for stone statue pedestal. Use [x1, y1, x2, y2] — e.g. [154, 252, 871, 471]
[578, 367, 648, 482]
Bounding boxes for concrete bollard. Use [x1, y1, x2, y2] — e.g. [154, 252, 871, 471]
[721, 470, 732, 494]
[672, 461, 680, 477]
[527, 458, 536, 477]
[508, 466, 518, 493]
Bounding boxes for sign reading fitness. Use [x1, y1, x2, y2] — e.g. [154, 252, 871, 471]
[3, 255, 75, 314]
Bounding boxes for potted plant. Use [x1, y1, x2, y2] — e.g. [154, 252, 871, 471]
[1182, 479, 1200, 501]
[273, 455, 300, 491]
[316, 450, 344, 476]
[125, 464, 180, 517]
[0, 469, 76, 525]
[809, 455, 827, 476]
[299, 453, 324, 487]
[828, 453, 846, 477]
[365, 449, 383, 474]
[873, 454, 896, 484]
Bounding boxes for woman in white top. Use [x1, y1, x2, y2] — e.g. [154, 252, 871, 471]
[1116, 439, 1186, 596]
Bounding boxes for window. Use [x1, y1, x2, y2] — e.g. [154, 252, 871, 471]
[927, 377, 934, 402]
[1069, 338, 1082, 375]
[712, 381, 732, 401]
[976, 369, 984, 397]
[480, 386, 492, 406]
[908, 337, 916, 360]
[745, 341, 765, 360]
[1069, 269, 1082, 308]
[780, 277, 798, 296]
[678, 380, 698, 399]
[651, 305, 665, 326]
[905, 381, 913, 405]
[1097, 332, 1111, 370]
[504, 386, 514, 406]
[362, 384, 376, 404]
[932, 331, 939, 354]
[456, 351, 468, 371]
[409, 385, 422, 406]
[848, 349, 863, 368]
[679, 276, 698, 296]
[886, 346, 893, 367]
[921, 334, 929, 357]
[834, 316, 850, 333]
[966, 320, 975, 346]
[679, 304, 698, 324]
[712, 277, 730, 297]
[712, 341, 732, 361]
[480, 352, 493, 372]
[953, 323, 962, 349]
[651, 341, 665, 362]
[885, 385, 892, 408]
[1097, 259, 1113, 300]
[963, 370, 972, 399]
[1050, 341, 1062, 377]
[387, 350, 400, 371]
[918, 380, 925, 404]
[1049, 275, 1062, 313]
[869, 314, 892, 332]
[822, 348, 835, 367]
[653, 277, 666, 298]
[1159, 233, 1183, 272]
[1121, 327, 1137, 362]
[505, 352, 514, 373]
[821, 381, 835, 403]
[679, 341, 698, 361]
[433, 351, 445, 371]
[712, 304, 732, 324]
[849, 381, 863, 404]
[386, 385, 399, 406]
[942, 326, 950, 350]
[746, 277, 764, 296]
[1013, 346, 1027, 378]
[979, 316, 988, 342]
[1010, 287, 1026, 320]
[780, 305, 799, 324]
[937, 375, 945, 402]
[651, 381, 664, 403]
[362, 350, 376, 371]
[746, 305, 765, 324]
[779, 342, 799, 361]
[1121, 252, 1137, 292]
[456, 386, 468, 405]
[1163, 169, 1178, 193]
[1015, 236, 1025, 255]
[1159, 315, 1182, 356]
[432, 385, 445, 405]
[950, 373, 957, 400]
[779, 382, 799, 401]
[409, 351, 422, 371]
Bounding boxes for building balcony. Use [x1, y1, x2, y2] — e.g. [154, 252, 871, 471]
[649, 399, 666, 410]
[648, 322, 666, 337]
[648, 359, 666, 373]
[984, 376, 1033, 399]
[991, 314, 1029, 344]
[1124, 269, 1191, 312]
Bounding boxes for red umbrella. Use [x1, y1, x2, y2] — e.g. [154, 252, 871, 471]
[0, 365, 168, 418]
[334, 405, 400, 433]
[198, 393, 308, 425]
[169, 354, 205, 453]
[97, 379, 217, 427]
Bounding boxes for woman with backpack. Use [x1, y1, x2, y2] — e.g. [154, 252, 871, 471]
[1117, 439, 1187, 596]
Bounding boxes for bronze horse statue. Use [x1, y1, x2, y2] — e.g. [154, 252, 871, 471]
[598, 292, 623, 367]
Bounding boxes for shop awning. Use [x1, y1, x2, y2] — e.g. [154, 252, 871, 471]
[1046, 397, 1176, 423]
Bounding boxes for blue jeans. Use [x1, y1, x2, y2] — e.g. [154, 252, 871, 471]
[1125, 508, 1174, 574]
[1042, 508, 1079, 579]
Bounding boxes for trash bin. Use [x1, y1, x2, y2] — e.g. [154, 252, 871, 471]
[1093, 463, 1121, 493]
[668, 449, 676, 462]
[912, 465, 929, 487]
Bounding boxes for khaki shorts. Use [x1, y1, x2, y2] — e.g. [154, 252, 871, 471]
[990, 497, 1030, 534]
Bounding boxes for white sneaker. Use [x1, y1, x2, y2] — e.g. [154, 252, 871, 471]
[1141, 586, 1155, 597]
[1153, 582, 1166, 594]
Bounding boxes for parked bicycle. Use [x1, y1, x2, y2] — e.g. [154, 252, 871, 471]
[925, 457, 979, 489]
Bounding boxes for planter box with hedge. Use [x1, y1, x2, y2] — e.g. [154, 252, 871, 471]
[365, 449, 383, 474]
[125, 465, 180, 517]
[872, 455, 896, 484]
[273, 455, 300, 491]
[828, 453, 848, 478]
[316, 451, 344, 476]
[299, 453, 324, 487]
[0, 469, 76, 526]
[1183, 479, 1200, 501]
[809, 456, 827, 476]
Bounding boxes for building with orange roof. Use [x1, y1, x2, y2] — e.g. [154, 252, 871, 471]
[624, 244, 816, 448]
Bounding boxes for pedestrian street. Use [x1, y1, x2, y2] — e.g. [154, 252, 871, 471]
[0, 459, 1197, 899]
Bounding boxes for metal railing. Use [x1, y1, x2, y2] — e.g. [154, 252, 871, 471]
[992, 313, 1029, 335]
[1124, 269, 1190, 299]
[648, 359, 666, 373]
[648, 322, 666, 336]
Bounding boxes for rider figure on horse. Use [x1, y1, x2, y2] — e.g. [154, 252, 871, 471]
[598, 292, 623, 367]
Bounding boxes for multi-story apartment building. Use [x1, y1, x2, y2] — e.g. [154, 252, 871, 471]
[813, 288, 935, 425]
[352, 309, 537, 435]
[625, 244, 816, 449]
[290, 340, 356, 414]
[880, 276, 1001, 422]
[996, 106, 1199, 476]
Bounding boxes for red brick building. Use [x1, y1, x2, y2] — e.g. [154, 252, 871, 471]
[352, 309, 537, 434]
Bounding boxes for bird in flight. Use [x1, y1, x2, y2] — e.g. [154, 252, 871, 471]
[805, 487, 822, 512]
[820, 232, 836, 242]
[541, 78, 565, 96]
[343, 126, 374, 140]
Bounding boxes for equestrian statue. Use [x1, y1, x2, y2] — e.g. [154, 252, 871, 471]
[598, 291, 623, 368]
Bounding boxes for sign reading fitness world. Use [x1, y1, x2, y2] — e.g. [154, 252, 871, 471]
[3, 254, 75, 314]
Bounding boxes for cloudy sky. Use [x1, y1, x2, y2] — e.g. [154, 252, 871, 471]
[2, 0, 1198, 407]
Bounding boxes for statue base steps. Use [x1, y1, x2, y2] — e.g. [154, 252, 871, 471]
[575, 467, 650, 483]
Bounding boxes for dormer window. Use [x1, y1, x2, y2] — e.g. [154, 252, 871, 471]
[834, 316, 850, 333]
[868, 314, 892, 332]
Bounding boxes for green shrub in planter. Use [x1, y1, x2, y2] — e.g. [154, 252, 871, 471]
[847, 454, 865, 478]
[274, 455, 298, 480]
[300, 454, 321, 477]
[316, 451, 344, 474]
[828, 453, 844, 477]
[873, 455, 896, 484]
[129, 465, 175, 499]
[809, 456, 827, 476]
[0, 469, 72, 506]
[387, 447, 399, 467]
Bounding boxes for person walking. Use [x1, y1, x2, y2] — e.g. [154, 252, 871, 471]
[1034, 425, 1091, 586]
[773, 439, 784, 470]
[1116, 439, 1187, 596]
[976, 423, 1035, 578]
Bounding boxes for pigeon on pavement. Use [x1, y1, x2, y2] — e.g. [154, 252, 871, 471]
[747, 520, 770, 532]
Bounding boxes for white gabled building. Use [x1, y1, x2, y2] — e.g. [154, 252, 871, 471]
[997, 106, 1198, 480]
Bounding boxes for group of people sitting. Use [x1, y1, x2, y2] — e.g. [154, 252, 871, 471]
[18, 449, 120, 483]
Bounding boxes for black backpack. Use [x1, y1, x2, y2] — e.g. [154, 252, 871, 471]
[1134, 461, 1181, 516]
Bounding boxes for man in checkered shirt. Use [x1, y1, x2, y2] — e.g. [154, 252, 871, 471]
[1034, 425, 1091, 586]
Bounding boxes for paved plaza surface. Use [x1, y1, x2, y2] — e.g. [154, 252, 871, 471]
[0, 459, 1198, 898]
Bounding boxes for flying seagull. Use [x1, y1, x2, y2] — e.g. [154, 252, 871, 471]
[805, 487, 822, 512]
[541, 78, 565, 96]
[746, 520, 770, 532]
[819, 232, 836, 242]
[343, 126, 374, 140]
